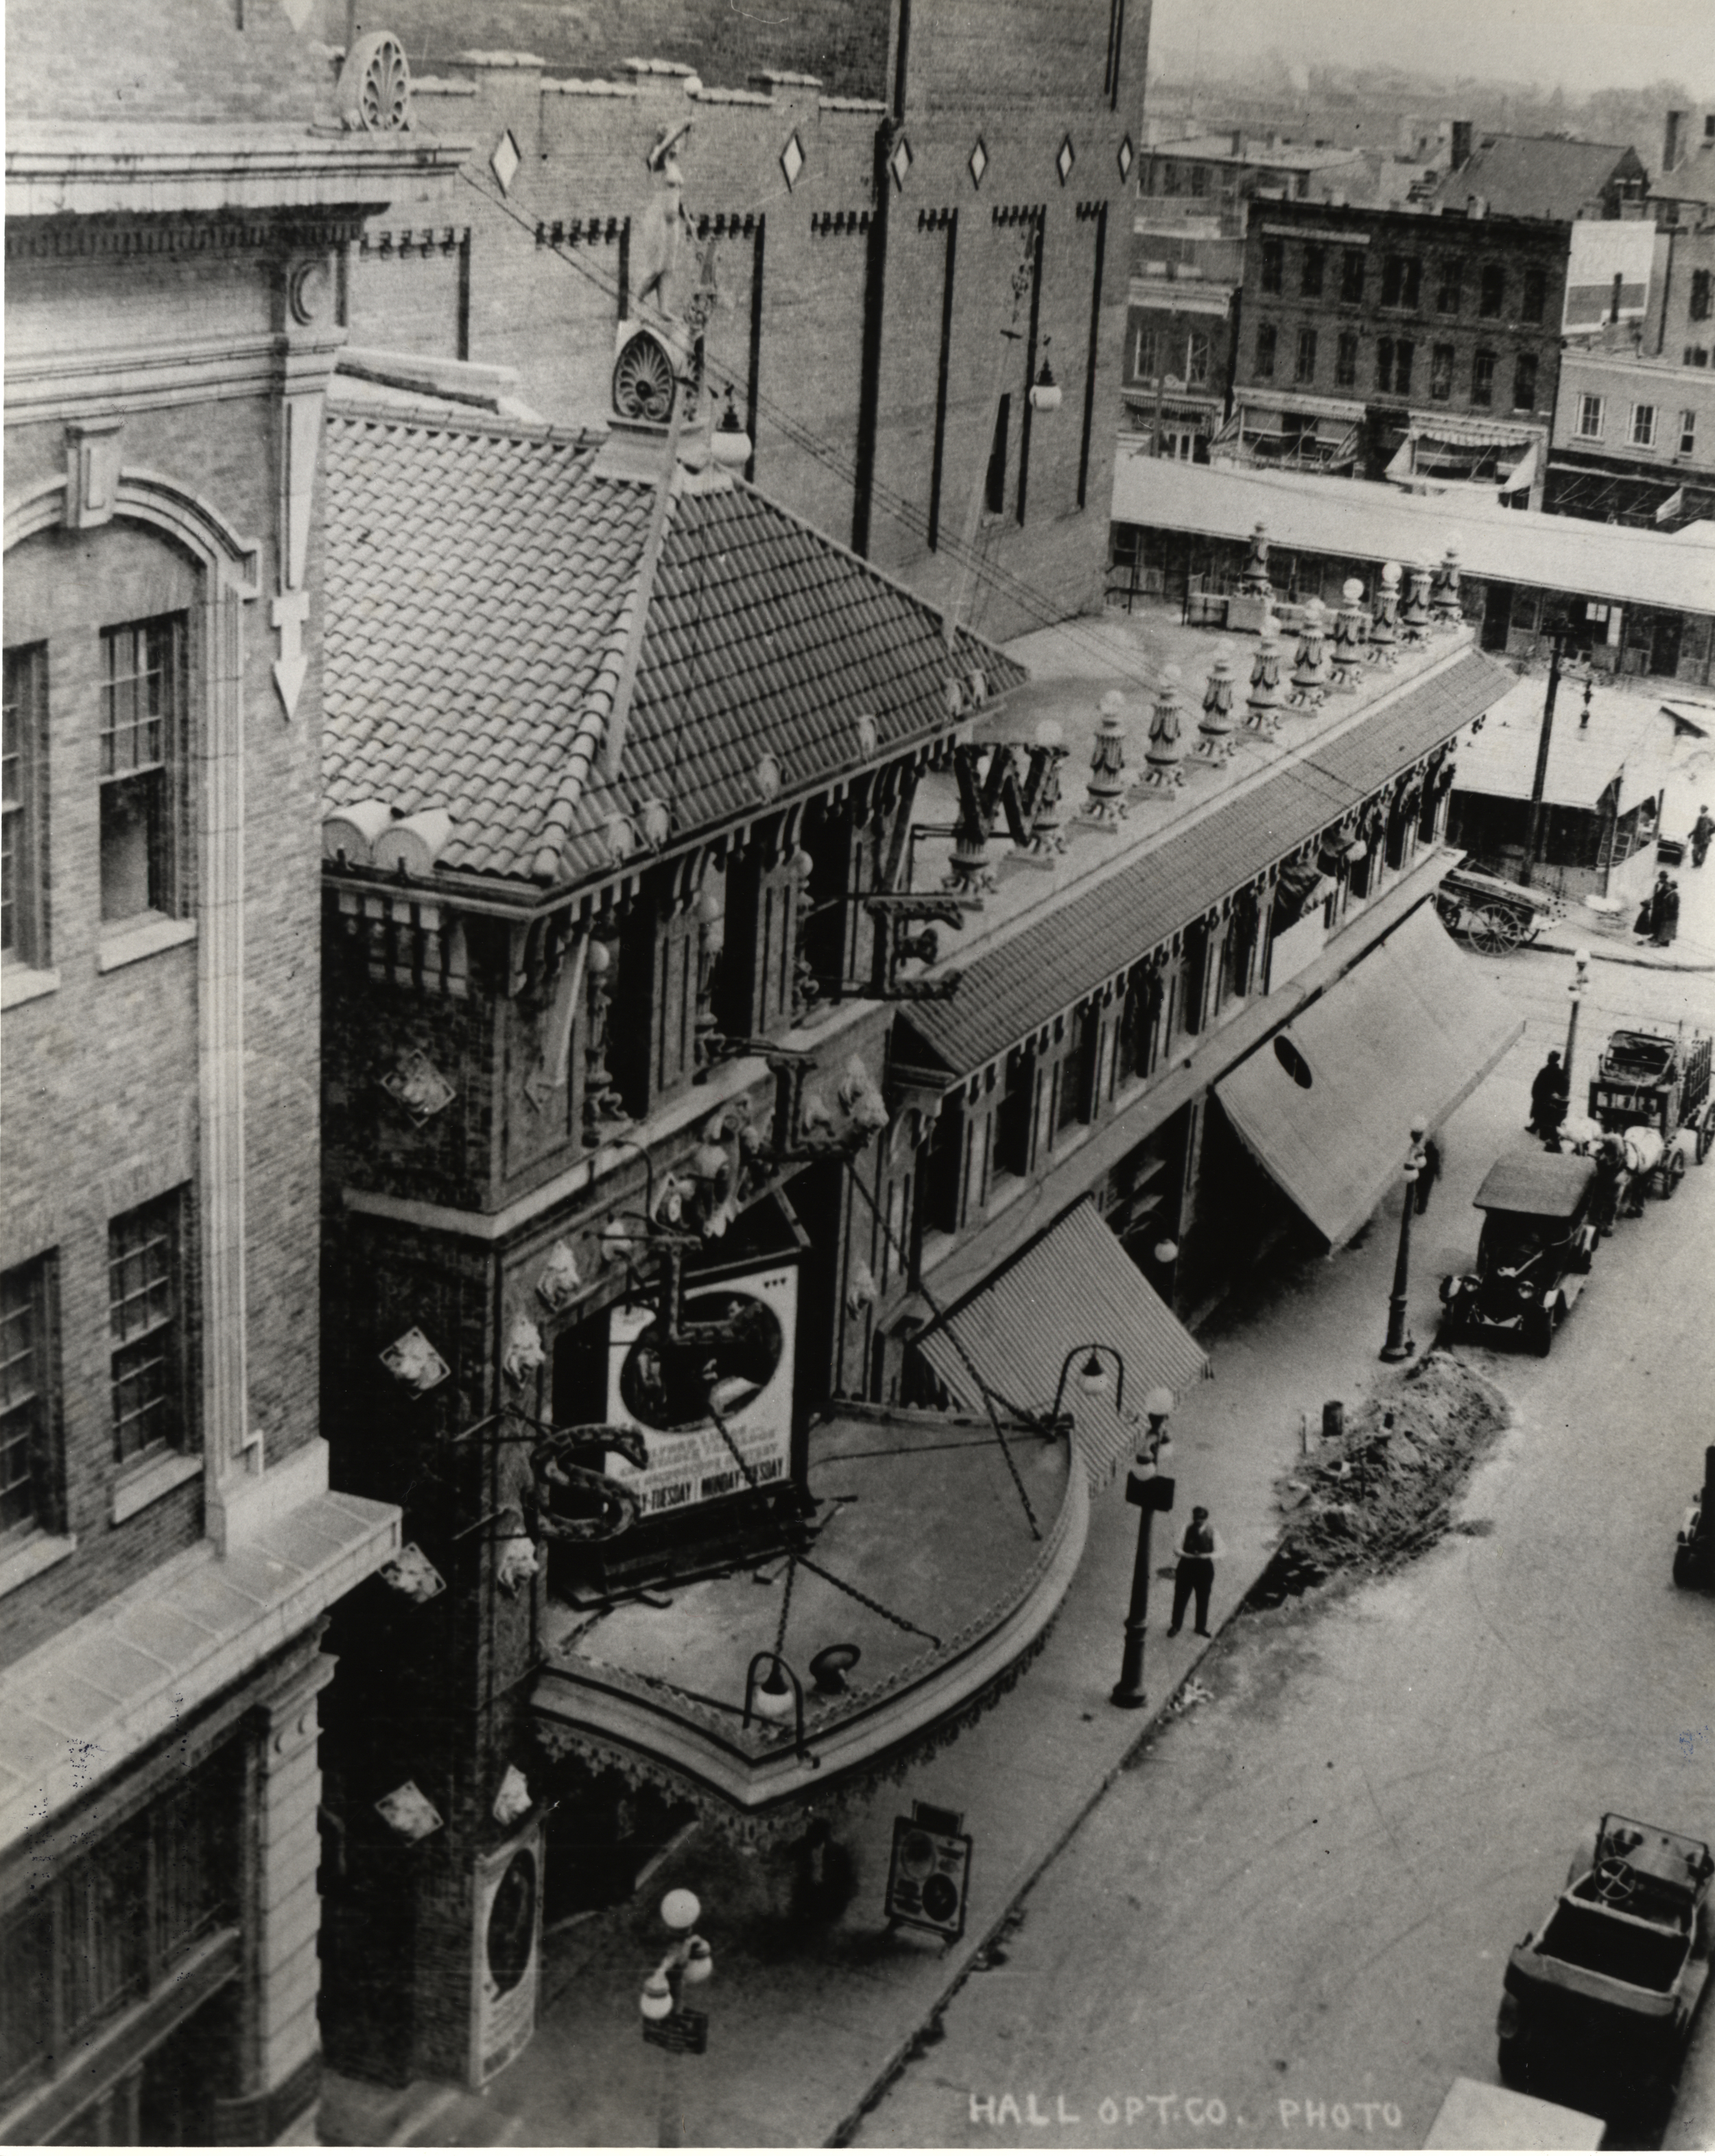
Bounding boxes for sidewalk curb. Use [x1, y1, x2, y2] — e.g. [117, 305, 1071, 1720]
[825, 1580, 1263, 2148]
[1535, 936, 1715, 974]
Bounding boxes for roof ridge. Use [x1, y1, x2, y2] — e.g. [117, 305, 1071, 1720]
[530, 571, 648, 881]
[324, 394, 604, 451]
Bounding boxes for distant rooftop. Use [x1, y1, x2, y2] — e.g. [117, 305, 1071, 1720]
[1430, 132, 1646, 221]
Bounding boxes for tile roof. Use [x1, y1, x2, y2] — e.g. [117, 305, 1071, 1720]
[1430, 134, 1642, 222]
[322, 409, 1024, 890]
[894, 648, 1509, 1078]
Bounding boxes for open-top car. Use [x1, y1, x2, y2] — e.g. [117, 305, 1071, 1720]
[1498, 1815, 1714, 2115]
[1439, 1150, 1598, 1355]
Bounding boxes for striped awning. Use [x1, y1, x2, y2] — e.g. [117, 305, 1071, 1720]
[914, 1202, 1211, 1489]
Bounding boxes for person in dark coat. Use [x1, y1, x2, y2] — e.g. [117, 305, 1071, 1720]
[1637, 870, 1669, 939]
[1692, 807, 1713, 869]
[1166, 1507, 1222, 1637]
[1413, 1133, 1443, 1216]
[1655, 879, 1681, 947]
[1528, 1050, 1568, 1140]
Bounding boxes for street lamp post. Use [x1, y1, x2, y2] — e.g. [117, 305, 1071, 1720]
[1380, 1116, 1429, 1362]
[1111, 1388, 1177, 1709]
[639, 1888, 713, 2148]
[1048, 1343, 1127, 1432]
[1563, 947, 1592, 1106]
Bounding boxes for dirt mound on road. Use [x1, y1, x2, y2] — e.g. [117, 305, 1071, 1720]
[1260, 1351, 1510, 1596]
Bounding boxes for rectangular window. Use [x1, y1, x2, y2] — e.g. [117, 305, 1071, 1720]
[1375, 337, 1394, 392]
[984, 392, 1011, 514]
[1335, 328, 1359, 388]
[1513, 351, 1539, 412]
[1255, 321, 1277, 379]
[1, 1259, 51, 1537]
[1340, 248, 1365, 304]
[1478, 263, 1504, 317]
[1294, 324, 1318, 383]
[1631, 402, 1657, 447]
[1186, 329, 1210, 386]
[1576, 392, 1606, 438]
[1054, 1009, 1090, 1134]
[99, 613, 183, 927]
[1435, 260, 1462, 313]
[1402, 257, 1421, 307]
[1690, 268, 1712, 322]
[1133, 324, 1160, 379]
[2, 643, 47, 965]
[1380, 254, 1403, 307]
[1430, 344, 1454, 402]
[1471, 348, 1496, 407]
[1301, 244, 1325, 298]
[1393, 339, 1415, 395]
[1260, 237, 1284, 296]
[1522, 266, 1546, 322]
[108, 1194, 185, 1463]
[1189, 163, 1208, 198]
[1681, 409, 1698, 455]
[1161, 160, 1182, 196]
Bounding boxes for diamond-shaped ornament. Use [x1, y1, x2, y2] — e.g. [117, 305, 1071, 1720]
[889, 133, 913, 191]
[1056, 133, 1076, 185]
[382, 1047, 456, 1125]
[378, 1543, 447, 1603]
[779, 130, 805, 190]
[1117, 134, 1135, 182]
[490, 129, 521, 194]
[375, 1781, 444, 1843]
[380, 1327, 449, 1395]
[968, 137, 988, 189]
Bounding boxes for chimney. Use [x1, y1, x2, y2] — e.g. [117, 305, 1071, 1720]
[1466, 194, 1488, 220]
[1664, 110, 1686, 171]
[1450, 118, 1473, 170]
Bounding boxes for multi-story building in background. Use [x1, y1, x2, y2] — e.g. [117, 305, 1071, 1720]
[1220, 193, 1575, 498]
[1, 2, 458, 2140]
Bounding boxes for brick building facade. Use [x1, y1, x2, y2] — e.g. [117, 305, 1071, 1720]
[1, 3, 456, 2138]
[330, 0, 1148, 643]
[1222, 195, 1571, 499]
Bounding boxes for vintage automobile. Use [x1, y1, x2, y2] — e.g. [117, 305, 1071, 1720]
[1587, 1023, 1713, 1196]
[1497, 1815, 1714, 2113]
[1439, 1150, 1598, 1355]
[1674, 1446, 1714, 1591]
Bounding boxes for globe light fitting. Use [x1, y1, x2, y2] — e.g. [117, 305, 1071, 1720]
[640, 1969, 674, 2019]
[661, 1888, 701, 1931]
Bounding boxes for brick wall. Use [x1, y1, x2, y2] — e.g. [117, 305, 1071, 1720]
[346, 1, 1145, 644]
[2, 257, 323, 1659]
[5, 0, 334, 124]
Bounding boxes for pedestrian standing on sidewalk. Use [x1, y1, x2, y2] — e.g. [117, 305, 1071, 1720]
[1655, 878, 1681, 948]
[1528, 1050, 1567, 1140]
[1692, 807, 1713, 869]
[1166, 1507, 1222, 1638]
[1413, 1133, 1442, 1216]
[1636, 871, 1668, 939]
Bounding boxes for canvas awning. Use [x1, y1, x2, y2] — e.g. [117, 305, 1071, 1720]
[914, 1200, 1210, 1490]
[1214, 904, 1524, 1248]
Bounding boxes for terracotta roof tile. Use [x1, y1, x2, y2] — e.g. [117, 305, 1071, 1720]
[324, 409, 1024, 889]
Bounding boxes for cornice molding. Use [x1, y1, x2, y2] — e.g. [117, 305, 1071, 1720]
[7, 211, 369, 260]
[3, 332, 333, 427]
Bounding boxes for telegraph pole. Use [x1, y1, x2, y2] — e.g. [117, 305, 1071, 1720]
[1519, 628, 1565, 888]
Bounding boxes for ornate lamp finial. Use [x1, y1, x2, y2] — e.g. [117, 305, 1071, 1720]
[1194, 641, 1238, 764]
[1076, 690, 1129, 827]
[1244, 624, 1286, 737]
[1141, 666, 1186, 792]
[1288, 598, 1329, 710]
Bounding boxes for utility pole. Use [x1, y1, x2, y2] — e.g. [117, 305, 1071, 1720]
[1520, 628, 1565, 888]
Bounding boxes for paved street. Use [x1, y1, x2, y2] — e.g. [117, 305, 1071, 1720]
[853, 938, 1715, 2152]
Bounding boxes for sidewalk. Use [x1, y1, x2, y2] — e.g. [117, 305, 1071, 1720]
[1539, 846, 1715, 973]
[342, 1017, 1555, 2150]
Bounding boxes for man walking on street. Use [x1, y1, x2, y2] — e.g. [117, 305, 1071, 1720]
[1167, 1506, 1222, 1638]
[1692, 806, 1713, 870]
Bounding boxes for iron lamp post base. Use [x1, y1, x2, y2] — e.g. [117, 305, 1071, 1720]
[1111, 1623, 1150, 1709]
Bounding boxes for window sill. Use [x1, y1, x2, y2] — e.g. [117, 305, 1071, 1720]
[97, 915, 196, 973]
[0, 1530, 78, 1598]
[112, 1449, 202, 1524]
[1, 962, 60, 1010]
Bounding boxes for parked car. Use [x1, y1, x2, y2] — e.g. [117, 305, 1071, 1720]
[1498, 1816, 1714, 2114]
[1675, 1446, 1714, 1591]
[1439, 1151, 1598, 1355]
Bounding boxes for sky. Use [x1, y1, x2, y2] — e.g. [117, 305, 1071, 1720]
[1148, 0, 1715, 98]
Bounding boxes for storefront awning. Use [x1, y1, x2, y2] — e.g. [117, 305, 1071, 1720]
[1214, 904, 1524, 1249]
[914, 1201, 1211, 1489]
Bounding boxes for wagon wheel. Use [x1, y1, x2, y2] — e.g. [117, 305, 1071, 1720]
[1697, 1113, 1713, 1166]
[1664, 1149, 1688, 1198]
[613, 331, 677, 424]
[1469, 907, 1515, 956]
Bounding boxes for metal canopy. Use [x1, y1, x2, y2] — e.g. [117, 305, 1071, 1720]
[914, 1200, 1210, 1491]
[1214, 903, 1524, 1248]
[1473, 1149, 1598, 1220]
